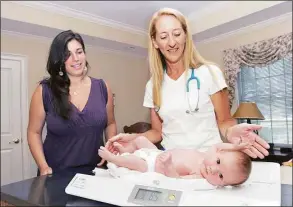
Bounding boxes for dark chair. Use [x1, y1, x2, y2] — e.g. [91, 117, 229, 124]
[123, 122, 163, 149]
[123, 122, 151, 134]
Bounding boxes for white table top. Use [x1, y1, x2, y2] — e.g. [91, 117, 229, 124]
[281, 166, 292, 185]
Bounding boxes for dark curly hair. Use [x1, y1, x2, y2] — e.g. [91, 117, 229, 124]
[43, 30, 90, 120]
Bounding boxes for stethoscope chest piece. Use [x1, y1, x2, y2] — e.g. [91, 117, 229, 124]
[186, 107, 199, 114]
[155, 106, 159, 112]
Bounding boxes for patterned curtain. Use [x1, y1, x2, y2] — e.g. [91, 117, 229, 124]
[223, 32, 292, 107]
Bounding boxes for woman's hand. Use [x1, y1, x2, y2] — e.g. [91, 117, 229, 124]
[106, 133, 138, 153]
[39, 166, 52, 176]
[97, 133, 138, 167]
[226, 123, 270, 159]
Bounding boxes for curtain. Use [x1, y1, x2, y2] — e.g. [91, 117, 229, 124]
[223, 32, 292, 107]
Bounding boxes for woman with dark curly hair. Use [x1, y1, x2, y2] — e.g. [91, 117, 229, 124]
[27, 30, 117, 176]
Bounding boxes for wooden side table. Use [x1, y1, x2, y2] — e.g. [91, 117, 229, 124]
[1, 200, 14, 206]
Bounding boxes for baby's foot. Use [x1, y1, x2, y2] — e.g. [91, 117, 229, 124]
[98, 146, 115, 162]
[158, 152, 173, 166]
[156, 152, 173, 174]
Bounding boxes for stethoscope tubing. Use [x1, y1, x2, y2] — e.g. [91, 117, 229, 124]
[155, 68, 201, 114]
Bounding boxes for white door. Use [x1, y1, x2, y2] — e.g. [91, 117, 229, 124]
[1, 57, 24, 186]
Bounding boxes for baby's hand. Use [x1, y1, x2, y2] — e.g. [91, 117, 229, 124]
[97, 146, 115, 166]
[98, 146, 115, 162]
[104, 140, 118, 154]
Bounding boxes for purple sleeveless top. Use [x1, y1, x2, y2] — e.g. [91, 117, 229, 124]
[41, 77, 107, 173]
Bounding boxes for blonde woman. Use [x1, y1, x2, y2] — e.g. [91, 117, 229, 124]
[102, 8, 269, 163]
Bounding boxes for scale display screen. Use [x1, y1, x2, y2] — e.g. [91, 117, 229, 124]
[134, 188, 162, 201]
[128, 184, 182, 206]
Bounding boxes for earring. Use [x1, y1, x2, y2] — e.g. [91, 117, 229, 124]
[59, 67, 63, 76]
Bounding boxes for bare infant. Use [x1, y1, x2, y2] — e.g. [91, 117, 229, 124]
[98, 136, 252, 186]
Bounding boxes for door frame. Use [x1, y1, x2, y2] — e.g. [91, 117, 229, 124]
[1, 52, 32, 180]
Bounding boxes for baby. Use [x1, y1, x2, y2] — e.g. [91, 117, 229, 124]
[98, 136, 252, 187]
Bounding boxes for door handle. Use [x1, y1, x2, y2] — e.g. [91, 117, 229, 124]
[9, 138, 20, 144]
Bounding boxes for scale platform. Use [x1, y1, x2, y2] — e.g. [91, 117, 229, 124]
[65, 162, 281, 206]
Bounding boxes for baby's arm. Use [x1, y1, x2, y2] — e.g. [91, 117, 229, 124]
[112, 136, 158, 154]
[98, 147, 148, 172]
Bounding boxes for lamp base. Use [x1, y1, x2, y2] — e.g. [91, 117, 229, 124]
[246, 118, 259, 135]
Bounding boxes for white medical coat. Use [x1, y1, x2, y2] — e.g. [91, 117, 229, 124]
[143, 64, 228, 151]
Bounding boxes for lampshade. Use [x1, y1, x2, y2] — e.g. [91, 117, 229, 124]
[233, 102, 265, 120]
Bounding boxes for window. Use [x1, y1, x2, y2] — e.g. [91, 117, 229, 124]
[237, 54, 292, 146]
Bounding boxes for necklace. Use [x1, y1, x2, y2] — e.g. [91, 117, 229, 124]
[72, 90, 79, 96]
[70, 78, 89, 96]
[71, 85, 82, 96]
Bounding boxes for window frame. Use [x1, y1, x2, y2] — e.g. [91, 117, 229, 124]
[236, 57, 292, 150]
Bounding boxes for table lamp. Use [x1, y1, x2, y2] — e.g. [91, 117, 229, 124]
[233, 102, 265, 124]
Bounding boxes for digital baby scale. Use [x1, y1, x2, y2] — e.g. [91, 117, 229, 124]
[65, 162, 281, 206]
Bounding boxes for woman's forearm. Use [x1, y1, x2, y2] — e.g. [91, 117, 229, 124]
[27, 132, 49, 170]
[105, 122, 117, 141]
[218, 118, 237, 143]
[140, 129, 162, 144]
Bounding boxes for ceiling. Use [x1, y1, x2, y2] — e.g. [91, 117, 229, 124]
[1, 1, 292, 57]
[45, 1, 217, 33]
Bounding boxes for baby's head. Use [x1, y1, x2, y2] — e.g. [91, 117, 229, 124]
[200, 150, 252, 187]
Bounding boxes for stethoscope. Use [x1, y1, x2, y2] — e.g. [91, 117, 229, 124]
[186, 68, 200, 114]
[154, 68, 201, 114]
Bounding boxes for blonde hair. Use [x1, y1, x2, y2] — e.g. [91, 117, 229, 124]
[148, 8, 219, 108]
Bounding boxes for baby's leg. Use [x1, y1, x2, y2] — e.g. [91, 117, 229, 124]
[155, 152, 180, 178]
[98, 147, 148, 172]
